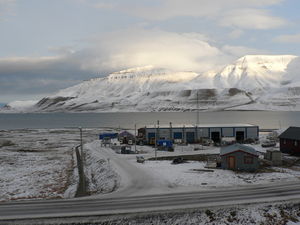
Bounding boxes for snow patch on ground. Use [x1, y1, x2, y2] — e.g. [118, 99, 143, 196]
[135, 160, 300, 189]
[50, 202, 300, 225]
[0, 128, 108, 202]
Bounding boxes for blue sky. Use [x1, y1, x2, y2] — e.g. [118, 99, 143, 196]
[0, 0, 300, 103]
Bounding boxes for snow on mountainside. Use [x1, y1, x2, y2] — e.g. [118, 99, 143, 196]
[2, 55, 300, 113]
[214, 55, 297, 90]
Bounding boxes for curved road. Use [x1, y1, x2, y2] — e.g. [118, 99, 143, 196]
[89, 143, 172, 197]
[1, 181, 300, 222]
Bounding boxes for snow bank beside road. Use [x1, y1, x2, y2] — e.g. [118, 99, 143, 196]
[84, 142, 120, 194]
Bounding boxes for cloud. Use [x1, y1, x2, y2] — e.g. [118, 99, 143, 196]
[0, 28, 267, 102]
[227, 29, 244, 39]
[221, 45, 268, 58]
[0, 55, 93, 102]
[77, 29, 230, 73]
[86, 0, 286, 30]
[273, 34, 300, 43]
[0, 0, 15, 19]
[219, 8, 286, 30]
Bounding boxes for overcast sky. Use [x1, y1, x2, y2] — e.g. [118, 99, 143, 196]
[0, 0, 300, 103]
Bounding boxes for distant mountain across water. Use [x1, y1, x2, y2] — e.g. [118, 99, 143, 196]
[2, 55, 300, 113]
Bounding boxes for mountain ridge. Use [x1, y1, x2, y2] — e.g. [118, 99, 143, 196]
[2, 54, 300, 113]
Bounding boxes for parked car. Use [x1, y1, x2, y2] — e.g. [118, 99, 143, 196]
[121, 146, 135, 154]
[202, 139, 214, 146]
[172, 157, 184, 164]
[261, 141, 277, 148]
[136, 156, 145, 163]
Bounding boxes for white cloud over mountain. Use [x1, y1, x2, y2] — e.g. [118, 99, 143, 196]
[85, 0, 286, 30]
[80, 29, 226, 72]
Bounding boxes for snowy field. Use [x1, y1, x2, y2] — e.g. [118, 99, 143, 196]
[0, 128, 111, 201]
[135, 160, 300, 189]
[1, 128, 300, 203]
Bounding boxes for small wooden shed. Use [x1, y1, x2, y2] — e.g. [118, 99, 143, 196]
[220, 144, 259, 172]
[265, 149, 282, 166]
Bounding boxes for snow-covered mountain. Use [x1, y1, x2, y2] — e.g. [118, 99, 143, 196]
[2, 55, 300, 112]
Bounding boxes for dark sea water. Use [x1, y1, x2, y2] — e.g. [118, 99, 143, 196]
[0, 111, 300, 130]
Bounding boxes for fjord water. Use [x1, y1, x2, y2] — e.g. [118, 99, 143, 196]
[0, 111, 300, 130]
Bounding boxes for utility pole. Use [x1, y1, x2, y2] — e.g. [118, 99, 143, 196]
[196, 90, 199, 125]
[157, 120, 160, 137]
[155, 120, 159, 160]
[169, 122, 172, 141]
[79, 127, 83, 157]
[154, 124, 157, 160]
[134, 123, 137, 153]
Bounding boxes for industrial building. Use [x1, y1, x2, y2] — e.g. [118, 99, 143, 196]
[138, 123, 259, 145]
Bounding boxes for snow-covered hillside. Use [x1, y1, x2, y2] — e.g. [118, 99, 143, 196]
[214, 55, 297, 90]
[2, 55, 300, 112]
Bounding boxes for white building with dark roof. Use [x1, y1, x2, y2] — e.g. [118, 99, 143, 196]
[138, 123, 259, 144]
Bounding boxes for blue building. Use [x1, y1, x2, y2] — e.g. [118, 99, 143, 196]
[99, 133, 118, 140]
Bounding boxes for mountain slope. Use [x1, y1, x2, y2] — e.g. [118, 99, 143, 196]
[2, 55, 300, 112]
[213, 55, 297, 90]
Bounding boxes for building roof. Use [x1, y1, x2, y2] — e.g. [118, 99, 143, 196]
[143, 123, 258, 129]
[220, 144, 259, 156]
[278, 127, 300, 141]
[119, 130, 134, 137]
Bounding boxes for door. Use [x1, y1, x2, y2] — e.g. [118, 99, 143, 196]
[236, 131, 245, 143]
[211, 132, 220, 143]
[228, 156, 235, 170]
[173, 132, 183, 139]
[148, 133, 155, 145]
[186, 132, 195, 144]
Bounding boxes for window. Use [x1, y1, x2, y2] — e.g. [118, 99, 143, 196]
[244, 156, 253, 164]
[295, 141, 298, 147]
[283, 139, 286, 144]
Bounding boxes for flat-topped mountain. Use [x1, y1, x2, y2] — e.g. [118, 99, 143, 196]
[2, 55, 300, 112]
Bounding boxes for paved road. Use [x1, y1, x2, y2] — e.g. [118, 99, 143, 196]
[87, 142, 172, 197]
[1, 181, 300, 222]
